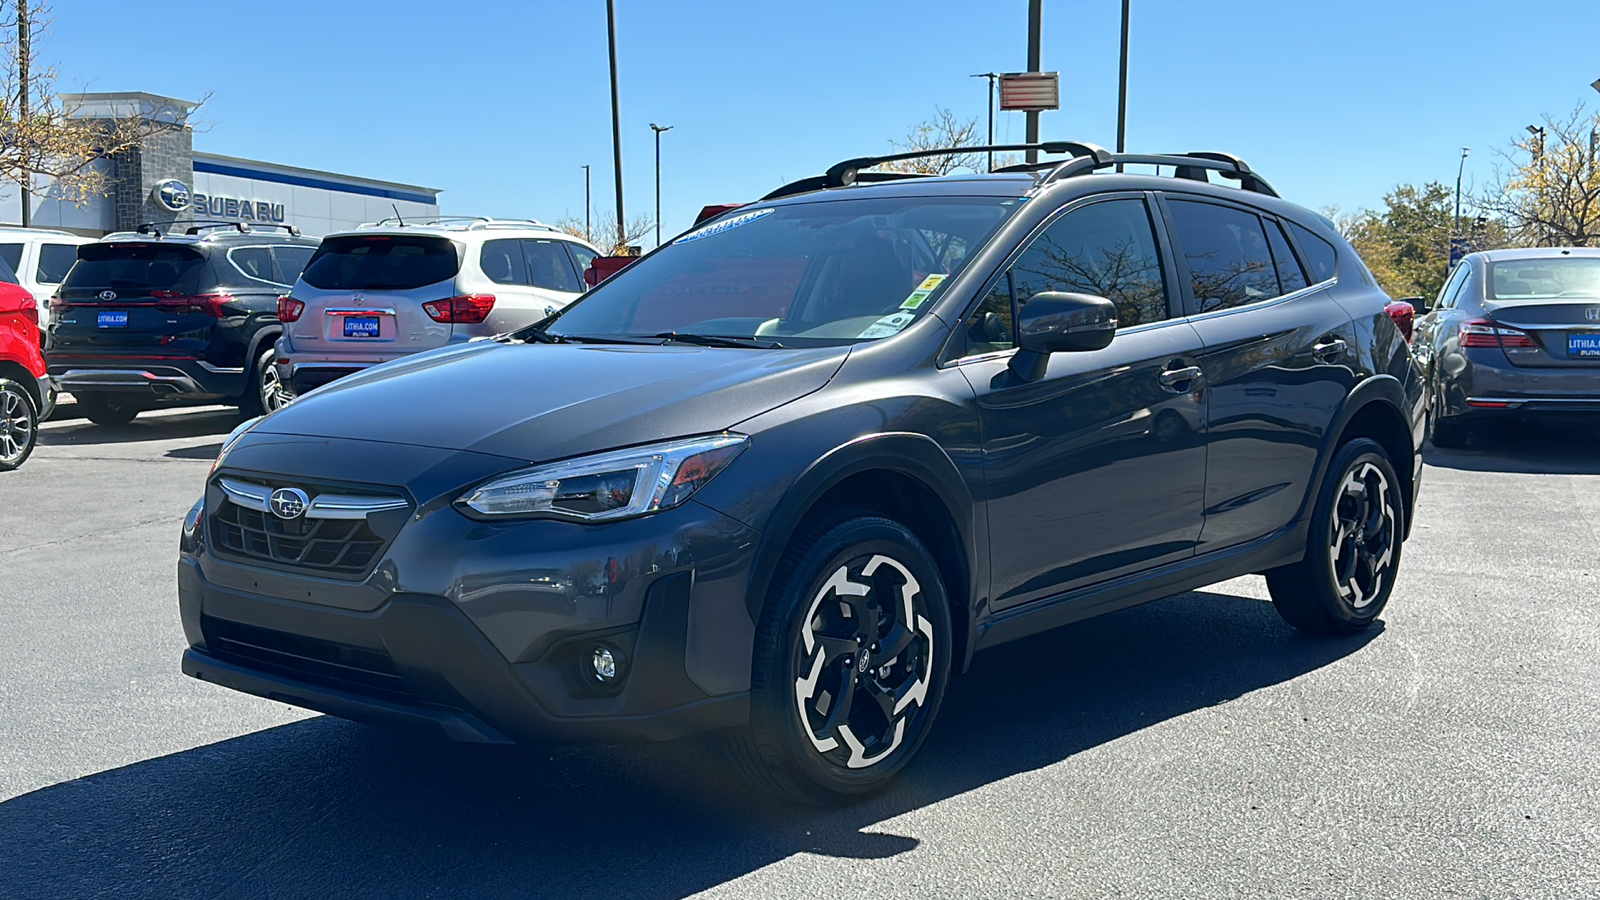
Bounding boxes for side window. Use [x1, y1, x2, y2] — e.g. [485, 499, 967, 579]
[479, 239, 527, 286]
[1265, 221, 1307, 293]
[523, 239, 582, 293]
[229, 247, 277, 283]
[37, 244, 80, 284]
[962, 198, 1169, 356]
[565, 244, 598, 289]
[272, 246, 315, 285]
[1166, 199, 1281, 312]
[1286, 221, 1339, 283]
[0, 243, 23, 277]
[1439, 264, 1470, 309]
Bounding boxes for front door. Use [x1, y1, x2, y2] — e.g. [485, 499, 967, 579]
[956, 195, 1209, 611]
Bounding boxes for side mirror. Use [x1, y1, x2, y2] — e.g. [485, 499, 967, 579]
[1008, 291, 1118, 380]
[1384, 299, 1416, 343]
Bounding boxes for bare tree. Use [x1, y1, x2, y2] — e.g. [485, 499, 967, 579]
[1481, 104, 1600, 247]
[1, 1, 201, 221]
[556, 212, 652, 254]
[877, 107, 985, 175]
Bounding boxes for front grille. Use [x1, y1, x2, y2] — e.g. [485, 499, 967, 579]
[207, 478, 409, 577]
[203, 616, 413, 701]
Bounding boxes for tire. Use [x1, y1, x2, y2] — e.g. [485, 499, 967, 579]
[0, 378, 39, 470]
[1266, 438, 1403, 634]
[238, 346, 289, 417]
[73, 392, 140, 426]
[1427, 392, 1470, 449]
[721, 511, 953, 804]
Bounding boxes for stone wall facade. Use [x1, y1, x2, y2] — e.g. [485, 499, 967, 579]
[108, 126, 193, 233]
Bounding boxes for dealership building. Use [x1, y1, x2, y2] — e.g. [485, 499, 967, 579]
[0, 93, 441, 237]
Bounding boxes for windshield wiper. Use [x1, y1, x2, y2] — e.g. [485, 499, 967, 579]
[651, 332, 783, 349]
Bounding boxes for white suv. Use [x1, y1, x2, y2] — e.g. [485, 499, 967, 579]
[275, 218, 600, 396]
[0, 227, 95, 328]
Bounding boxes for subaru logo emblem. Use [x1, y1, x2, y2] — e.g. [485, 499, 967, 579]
[98, 290, 117, 302]
[269, 487, 310, 520]
[1587, 307, 1600, 322]
[152, 178, 191, 213]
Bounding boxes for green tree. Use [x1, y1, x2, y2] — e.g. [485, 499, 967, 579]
[1331, 184, 1507, 300]
[1482, 104, 1600, 247]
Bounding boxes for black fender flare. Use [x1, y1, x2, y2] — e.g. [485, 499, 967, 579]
[744, 431, 985, 671]
[244, 325, 282, 375]
[1296, 374, 1418, 529]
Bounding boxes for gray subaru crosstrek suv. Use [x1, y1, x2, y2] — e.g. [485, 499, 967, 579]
[179, 143, 1424, 803]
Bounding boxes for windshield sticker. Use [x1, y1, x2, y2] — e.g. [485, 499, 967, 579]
[899, 273, 948, 309]
[673, 208, 774, 244]
[858, 311, 917, 339]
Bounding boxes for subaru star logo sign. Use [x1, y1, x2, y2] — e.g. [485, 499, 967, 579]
[152, 179, 192, 213]
[269, 487, 310, 520]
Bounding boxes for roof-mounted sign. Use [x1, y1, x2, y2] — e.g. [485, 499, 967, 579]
[999, 72, 1060, 112]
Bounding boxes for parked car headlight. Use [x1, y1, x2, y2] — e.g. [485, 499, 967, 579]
[458, 434, 749, 521]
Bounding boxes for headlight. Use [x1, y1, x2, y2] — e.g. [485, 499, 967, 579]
[210, 415, 265, 476]
[458, 434, 748, 521]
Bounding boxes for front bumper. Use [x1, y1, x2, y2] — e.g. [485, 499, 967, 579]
[180, 443, 762, 743]
[47, 358, 242, 400]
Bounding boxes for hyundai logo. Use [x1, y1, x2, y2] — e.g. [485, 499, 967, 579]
[1587, 307, 1600, 322]
[269, 487, 310, 520]
[98, 290, 117, 302]
[152, 178, 192, 214]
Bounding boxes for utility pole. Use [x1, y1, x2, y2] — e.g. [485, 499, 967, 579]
[581, 165, 591, 243]
[649, 123, 672, 248]
[1116, 0, 1130, 155]
[1024, 0, 1042, 164]
[970, 73, 998, 171]
[1453, 147, 1469, 269]
[18, 0, 31, 228]
[606, 0, 625, 252]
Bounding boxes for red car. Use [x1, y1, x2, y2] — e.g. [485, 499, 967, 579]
[0, 264, 51, 470]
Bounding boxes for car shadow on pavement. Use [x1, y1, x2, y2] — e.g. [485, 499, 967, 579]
[1424, 419, 1600, 475]
[0, 589, 1378, 900]
[38, 407, 242, 447]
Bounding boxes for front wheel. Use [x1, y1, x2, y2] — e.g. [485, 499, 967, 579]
[0, 378, 39, 470]
[1267, 438, 1403, 634]
[722, 513, 952, 803]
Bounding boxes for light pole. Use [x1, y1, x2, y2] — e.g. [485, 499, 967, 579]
[1116, 0, 1130, 155]
[606, 0, 625, 252]
[649, 123, 672, 247]
[1453, 147, 1469, 263]
[1527, 124, 1545, 163]
[970, 73, 998, 171]
[1024, 0, 1042, 163]
[581, 164, 591, 243]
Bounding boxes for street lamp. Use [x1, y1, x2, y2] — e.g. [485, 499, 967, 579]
[649, 123, 673, 248]
[1527, 124, 1545, 162]
[581, 164, 591, 243]
[1453, 147, 1469, 265]
[970, 73, 998, 172]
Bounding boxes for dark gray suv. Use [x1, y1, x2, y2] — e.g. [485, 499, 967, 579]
[178, 143, 1424, 803]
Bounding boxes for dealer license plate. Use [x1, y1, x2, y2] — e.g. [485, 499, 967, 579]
[343, 316, 381, 338]
[97, 311, 128, 329]
[1568, 333, 1600, 358]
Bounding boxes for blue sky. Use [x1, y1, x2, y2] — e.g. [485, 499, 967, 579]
[45, 0, 1600, 242]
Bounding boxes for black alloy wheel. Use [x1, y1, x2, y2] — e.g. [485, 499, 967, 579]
[0, 378, 38, 470]
[723, 513, 952, 803]
[1266, 438, 1402, 634]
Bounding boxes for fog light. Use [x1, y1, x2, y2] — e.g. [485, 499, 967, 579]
[591, 646, 618, 681]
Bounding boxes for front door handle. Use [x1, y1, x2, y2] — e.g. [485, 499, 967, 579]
[1313, 337, 1348, 363]
[1158, 365, 1203, 392]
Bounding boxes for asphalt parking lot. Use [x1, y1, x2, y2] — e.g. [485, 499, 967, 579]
[1, 406, 1597, 899]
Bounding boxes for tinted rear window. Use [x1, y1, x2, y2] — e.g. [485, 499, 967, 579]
[64, 243, 206, 293]
[1287, 222, 1338, 283]
[1489, 258, 1600, 299]
[300, 235, 461, 291]
[0, 244, 21, 275]
[37, 244, 80, 284]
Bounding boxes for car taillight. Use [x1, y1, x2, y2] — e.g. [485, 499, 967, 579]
[20, 304, 39, 325]
[154, 292, 234, 317]
[277, 296, 304, 322]
[1459, 317, 1536, 349]
[1383, 300, 1415, 343]
[48, 295, 68, 312]
[422, 294, 496, 324]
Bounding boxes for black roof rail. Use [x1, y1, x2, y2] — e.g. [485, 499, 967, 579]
[134, 223, 164, 238]
[762, 141, 1115, 201]
[1042, 150, 1279, 197]
[177, 220, 304, 237]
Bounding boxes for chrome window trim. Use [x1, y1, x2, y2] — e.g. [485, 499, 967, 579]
[1181, 281, 1332, 324]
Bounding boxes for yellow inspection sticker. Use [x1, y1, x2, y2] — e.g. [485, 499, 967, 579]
[900, 273, 948, 309]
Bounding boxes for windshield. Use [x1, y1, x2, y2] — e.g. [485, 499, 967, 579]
[547, 197, 1019, 346]
[64, 243, 205, 293]
[1489, 258, 1600, 300]
[300, 234, 462, 291]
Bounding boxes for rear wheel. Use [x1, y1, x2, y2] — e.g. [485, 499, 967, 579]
[73, 392, 140, 426]
[1266, 438, 1402, 634]
[721, 512, 952, 804]
[239, 347, 289, 416]
[0, 378, 39, 470]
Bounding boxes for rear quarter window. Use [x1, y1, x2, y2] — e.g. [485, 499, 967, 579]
[1287, 221, 1339, 283]
[64, 243, 206, 294]
[36, 244, 80, 284]
[0, 243, 22, 276]
[300, 235, 462, 290]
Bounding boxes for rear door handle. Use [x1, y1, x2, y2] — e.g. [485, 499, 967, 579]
[1159, 365, 1203, 392]
[1313, 337, 1347, 363]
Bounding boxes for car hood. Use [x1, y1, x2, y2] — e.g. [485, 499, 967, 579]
[256, 341, 848, 462]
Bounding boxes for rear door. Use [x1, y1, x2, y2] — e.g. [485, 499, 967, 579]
[49, 242, 215, 360]
[1158, 195, 1359, 553]
[290, 234, 460, 358]
[1481, 256, 1600, 371]
[475, 238, 586, 334]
